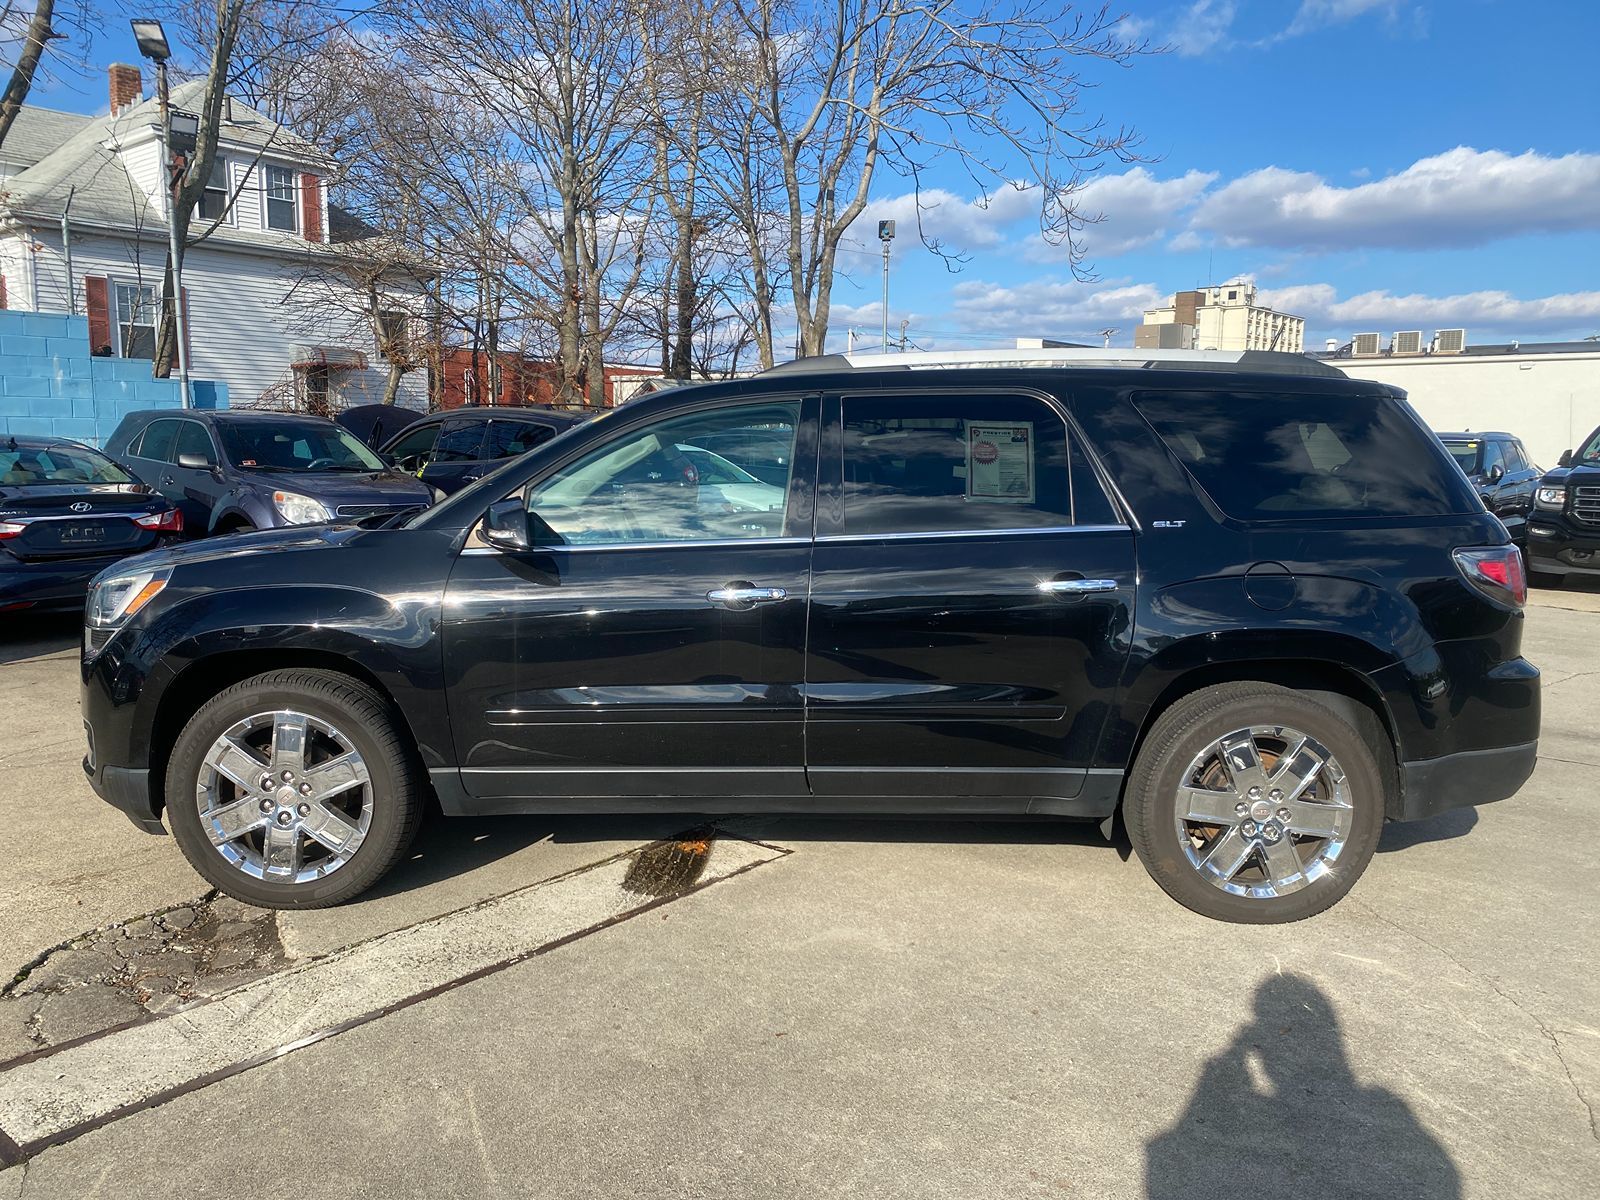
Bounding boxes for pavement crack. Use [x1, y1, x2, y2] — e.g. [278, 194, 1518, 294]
[1542, 669, 1600, 690]
[1352, 897, 1600, 1145]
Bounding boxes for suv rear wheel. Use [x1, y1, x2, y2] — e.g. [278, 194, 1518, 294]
[165, 669, 423, 908]
[1126, 683, 1385, 924]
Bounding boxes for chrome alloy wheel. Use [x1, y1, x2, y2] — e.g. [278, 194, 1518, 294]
[196, 709, 373, 883]
[1172, 725, 1354, 899]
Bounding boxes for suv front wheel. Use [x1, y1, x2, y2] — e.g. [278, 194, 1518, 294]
[165, 669, 424, 908]
[1126, 683, 1385, 923]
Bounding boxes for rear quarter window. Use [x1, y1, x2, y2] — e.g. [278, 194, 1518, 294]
[1133, 390, 1476, 520]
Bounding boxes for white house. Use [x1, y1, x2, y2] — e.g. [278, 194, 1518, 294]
[0, 66, 428, 410]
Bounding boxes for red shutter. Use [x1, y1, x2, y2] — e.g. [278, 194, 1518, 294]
[300, 174, 323, 243]
[85, 275, 111, 354]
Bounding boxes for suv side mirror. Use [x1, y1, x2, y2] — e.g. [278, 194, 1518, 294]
[176, 452, 217, 472]
[480, 497, 531, 551]
[1486, 463, 1505, 484]
[1559, 449, 1574, 468]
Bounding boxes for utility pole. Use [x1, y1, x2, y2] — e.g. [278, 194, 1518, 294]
[846, 327, 856, 353]
[898, 319, 910, 352]
[878, 220, 895, 353]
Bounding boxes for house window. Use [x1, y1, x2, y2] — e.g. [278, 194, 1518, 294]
[376, 309, 409, 359]
[199, 159, 230, 222]
[265, 166, 297, 232]
[115, 282, 158, 360]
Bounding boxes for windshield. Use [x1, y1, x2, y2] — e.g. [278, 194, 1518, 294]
[0, 444, 132, 486]
[1578, 429, 1600, 464]
[677, 444, 762, 485]
[219, 421, 386, 472]
[1442, 440, 1482, 474]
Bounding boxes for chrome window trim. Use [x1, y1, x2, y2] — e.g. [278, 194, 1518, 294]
[461, 535, 810, 556]
[814, 523, 1131, 545]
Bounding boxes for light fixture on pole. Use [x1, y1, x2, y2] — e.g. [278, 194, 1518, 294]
[131, 17, 192, 409]
[878, 219, 895, 352]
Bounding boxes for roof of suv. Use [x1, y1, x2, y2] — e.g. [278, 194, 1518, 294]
[761, 347, 1349, 380]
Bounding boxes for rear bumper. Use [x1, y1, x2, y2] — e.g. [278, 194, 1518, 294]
[1396, 740, 1538, 822]
[82, 756, 164, 834]
[0, 559, 102, 610]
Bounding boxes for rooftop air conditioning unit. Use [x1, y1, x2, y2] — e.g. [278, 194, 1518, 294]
[1392, 331, 1423, 355]
[1433, 328, 1467, 354]
[1352, 332, 1382, 357]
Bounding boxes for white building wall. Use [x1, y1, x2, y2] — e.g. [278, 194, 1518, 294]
[11, 226, 426, 410]
[1334, 353, 1600, 469]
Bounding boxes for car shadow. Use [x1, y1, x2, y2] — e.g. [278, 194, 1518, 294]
[1145, 973, 1461, 1199]
[0, 612, 81, 664]
[1377, 805, 1478, 852]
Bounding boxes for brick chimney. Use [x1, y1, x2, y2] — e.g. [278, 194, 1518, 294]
[108, 64, 143, 115]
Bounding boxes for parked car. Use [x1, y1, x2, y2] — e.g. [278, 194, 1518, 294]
[334, 403, 428, 450]
[1526, 422, 1600, 586]
[1436, 431, 1540, 546]
[379, 407, 589, 496]
[1, 436, 184, 613]
[104, 410, 434, 534]
[81, 349, 1539, 924]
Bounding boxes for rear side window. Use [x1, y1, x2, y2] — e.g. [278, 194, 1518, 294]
[431, 420, 487, 463]
[1133, 391, 1476, 520]
[840, 394, 1118, 536]
[484, 419, 557, 459]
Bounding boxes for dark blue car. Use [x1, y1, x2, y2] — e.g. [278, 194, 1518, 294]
[1, 436, 185, 613]
[104, 410, 434, 534]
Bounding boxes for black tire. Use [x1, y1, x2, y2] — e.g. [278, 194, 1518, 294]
[1125, 682, 1386, 924]
[165, 669, 423, 908]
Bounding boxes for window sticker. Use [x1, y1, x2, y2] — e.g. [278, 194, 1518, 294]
[964, 420, 1035, 504]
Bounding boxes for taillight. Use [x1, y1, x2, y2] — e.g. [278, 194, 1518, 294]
[0, 521, 23, 541]
[134, 508, 184, 534]
[1453, 546, 1526, 608]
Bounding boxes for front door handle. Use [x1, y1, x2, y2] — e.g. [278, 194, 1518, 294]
[707, 583, 787, 610]
[462, 474, 482, 483]
[161, 475, 176, 487]
[1038, 578, 1119, 596]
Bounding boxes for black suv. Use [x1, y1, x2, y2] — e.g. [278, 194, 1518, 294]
[379, 406, 588, 496]
[80, 350, 1540, 923]
[1527, 423, 1600, 585]
[104, 410, 434, 535]
[1437, 431, 1540, 546]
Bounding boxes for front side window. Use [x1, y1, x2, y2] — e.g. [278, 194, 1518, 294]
[527, 401, 798, 545]
[265, 166, 297, 232]
[199, 159, 231, 222]
[1481, 440, 1506, 477]
[431, 420, 487, 463]
[175, 420, 216, 464]
[1503, 441, 1528, 473]
[387, 422, 441, 470]
[1135, 391, 1477, 519]
[116, 282, 157, 359]
[839, 394, 1116, 536]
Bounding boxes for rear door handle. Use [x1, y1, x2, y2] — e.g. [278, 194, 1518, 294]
[462, 475, 481, 483]
[707, 584, 787, 610]
[1038, 578, 1119, 596]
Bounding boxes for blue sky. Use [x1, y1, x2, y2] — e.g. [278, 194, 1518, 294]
[27, 1, 1600, 352]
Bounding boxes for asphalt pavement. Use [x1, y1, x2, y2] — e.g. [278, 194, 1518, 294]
[0, 589, 1595, 1198]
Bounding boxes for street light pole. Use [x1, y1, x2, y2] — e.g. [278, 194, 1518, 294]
[154, 57, 192, 408]
[878, 219, 895, 353]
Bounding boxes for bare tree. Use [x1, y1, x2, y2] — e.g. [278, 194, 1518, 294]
[707, 0, 1150, 361]
[0, 1, 60, 152]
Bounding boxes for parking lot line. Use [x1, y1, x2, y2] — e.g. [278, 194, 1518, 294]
[0, 833, 787, 1164]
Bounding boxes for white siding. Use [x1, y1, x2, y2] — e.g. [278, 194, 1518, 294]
[16, 225, 428, 410]
[0, 232, 34, 308]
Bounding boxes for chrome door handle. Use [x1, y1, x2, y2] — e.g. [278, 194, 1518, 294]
[1038, 578, 1119, 596]
[706, 585, 787, 609]
[161, 475, 176, 486]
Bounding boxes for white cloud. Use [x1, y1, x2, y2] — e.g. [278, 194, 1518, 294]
[1167, 0, 1238, 56]
[946, 278, 1169, 339]
[1070, 168, 1217, 256]
[1279, 0, 1404, 39]
[1187, 147, 1600, 250]
[1259, 283, 1600, 335]
[855, 184, 1038, 253]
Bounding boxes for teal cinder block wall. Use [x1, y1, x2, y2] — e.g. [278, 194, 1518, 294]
[0, 310, 227, 445]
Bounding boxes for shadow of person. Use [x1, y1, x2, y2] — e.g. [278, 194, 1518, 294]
[1145, 974, 1460, 1200]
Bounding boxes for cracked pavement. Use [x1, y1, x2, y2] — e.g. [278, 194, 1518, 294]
[1, 593, 1597, 1197]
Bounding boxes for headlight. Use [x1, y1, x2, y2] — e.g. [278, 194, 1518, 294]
[273, 490, 333, 525]
[1535, 486, 1566, 510]
[85, 566, 172, 630]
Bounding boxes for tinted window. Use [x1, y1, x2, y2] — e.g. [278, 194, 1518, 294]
[1443, 440, 1482, 475]
[135, 419, 180, 463]
[218, 420, 384, 471]
[431, 420, 486, 463]
[386, 422, 440, 468]
[1135, 391, 1475, 519]
[175, 421, 215, 464]
[1578, 428, 1600, 465]
[0, 445, 131, 485]
[527, 402, 797, 544]
[1481, 440, 1505, 476]
[840, 394, 1115, 536]
[484, 419, 557, 459]
[1503, 441, 1528, 473]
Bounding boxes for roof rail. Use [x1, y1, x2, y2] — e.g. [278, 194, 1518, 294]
[761, 346, 1346, 379]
